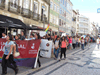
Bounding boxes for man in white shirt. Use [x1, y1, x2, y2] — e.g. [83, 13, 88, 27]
[2, 32, 7, 38]
[97, 37, 100, 49]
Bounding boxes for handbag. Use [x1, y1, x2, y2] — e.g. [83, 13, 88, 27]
[14, 52, 20, 57]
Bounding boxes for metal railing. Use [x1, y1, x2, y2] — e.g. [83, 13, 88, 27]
[8, 2, 20, 14]
[8, 2, 49, 23]
[0, 1, 5, 9]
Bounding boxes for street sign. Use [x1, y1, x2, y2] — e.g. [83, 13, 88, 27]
[97, 8, 100, 13]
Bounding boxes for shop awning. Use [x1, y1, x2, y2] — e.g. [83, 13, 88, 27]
[0, 14, 26, 29]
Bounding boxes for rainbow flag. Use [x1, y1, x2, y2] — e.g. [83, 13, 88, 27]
[45, 24, 50, 33]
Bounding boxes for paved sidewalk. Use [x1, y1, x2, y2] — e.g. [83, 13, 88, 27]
[0, 43, 93, 75]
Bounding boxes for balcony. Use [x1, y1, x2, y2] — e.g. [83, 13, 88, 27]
[40, 14, 49, 24]
[0, 1, 5, 9]
[32, 12, 39, 21]
[72, 17, 76, 21]
[21, 8, 31, 18]
[8, 2, 20, 14]
[43, 0, 50, 5]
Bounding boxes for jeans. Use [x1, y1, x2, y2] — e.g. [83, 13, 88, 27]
[76, 42, 78, 47]
[97, 44, 99, 49]
[54, 48, 59, 58]
[81, 44, 84, 50]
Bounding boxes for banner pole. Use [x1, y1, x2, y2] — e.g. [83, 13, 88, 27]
[34, 47, 40, 68]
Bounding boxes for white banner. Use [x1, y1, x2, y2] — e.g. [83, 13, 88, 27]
[39, 31, 46, 37]
[40, 39, 52, 58]
[62, 33, 66, 37]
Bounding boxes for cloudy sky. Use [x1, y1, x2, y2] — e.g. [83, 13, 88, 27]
[71, 0, 100, 26]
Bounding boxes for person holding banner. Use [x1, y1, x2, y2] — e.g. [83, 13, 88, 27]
[32, 33, 41, 68]
[59, 36, 68, 61]
[2, 32, 7, 39]
[1, 34, 18, 75]
[29, 34, 35, 40]
[54, 36, 61, 59]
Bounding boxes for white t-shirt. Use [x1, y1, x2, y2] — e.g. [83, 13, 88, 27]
[2, 35, 7, 39]
[81, 39, 84, 44]
[97, 39, 99, 44]
[54, 40, 59, 48]
[4, 41, 14, 55]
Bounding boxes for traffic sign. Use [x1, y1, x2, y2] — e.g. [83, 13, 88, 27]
[97, 8, 100, 13]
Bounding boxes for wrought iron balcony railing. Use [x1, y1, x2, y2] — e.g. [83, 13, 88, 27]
[8, 2, 20, 14]
[0, 1, 5, 9]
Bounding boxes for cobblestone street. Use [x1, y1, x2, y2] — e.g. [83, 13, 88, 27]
[1, 43, 100, 75]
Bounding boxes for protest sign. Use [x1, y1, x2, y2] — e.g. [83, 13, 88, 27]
[62, 33, 66, 37]
[40, 31, 46, 37]
[40, 39, 52, 58]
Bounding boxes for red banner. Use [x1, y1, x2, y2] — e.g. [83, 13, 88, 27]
[0, 38, 41, 58]
[0, 39, 6, 57]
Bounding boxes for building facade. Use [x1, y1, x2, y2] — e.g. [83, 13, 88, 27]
[59, 0, 73, 35]
[76, 15, 90, 36]
[50, 0, 60, 34]
[72, 10, 77, 36]
[91, 23, 99, 37]
[0, 0, 50, 35]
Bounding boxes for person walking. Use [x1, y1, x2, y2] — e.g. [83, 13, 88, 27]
[54, 36, 60, 59]
[69, 36, 72, 50]
[96, 37, 100, 49]
[72, 36, 76, 49]
[32, 33, 41, 69]
[81, 37, 85, 50]
[1, 34, 18, 75]
[59, 36, 68, 61]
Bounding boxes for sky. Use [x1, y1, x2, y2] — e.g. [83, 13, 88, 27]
[71, 0, 100, 26]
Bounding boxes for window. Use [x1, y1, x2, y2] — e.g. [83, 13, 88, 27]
[59, 19, 61, 26]
[65, 1, 66, 7]
[50, 15, 52, 22]
[10, 0, 18, 8]
[63, 0, 64, 5]
[50, 1, 53, 9]
[60, 8, 62, 14]
[23, 0, 29, 9]
[57, 7, 59, 13]
[54, 4, 56, 11]
[0, 0, 5, 4]
[56, 18, 58, 25]
[33, 1, 38, 13]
